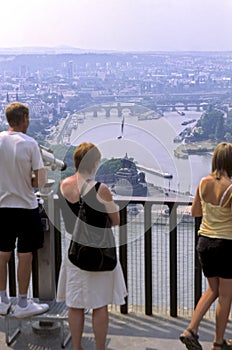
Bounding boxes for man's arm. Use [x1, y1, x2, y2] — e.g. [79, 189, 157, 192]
[31, 168, 48, 188]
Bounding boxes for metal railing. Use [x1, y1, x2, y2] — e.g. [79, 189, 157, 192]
[7, 192, 208, 319]
[115, 197, 203, 318]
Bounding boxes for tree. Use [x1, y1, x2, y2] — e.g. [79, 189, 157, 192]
[225, 132, 232, 142]
[197, 109, 224, 140]
[215, 114, 225, 141]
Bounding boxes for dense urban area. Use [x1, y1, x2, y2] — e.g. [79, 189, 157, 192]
[0, 50, 232, 148]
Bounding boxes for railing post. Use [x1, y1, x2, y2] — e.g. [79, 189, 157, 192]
[31, 196, 61, 298]
[31, 182, 62, 335]
[194, 217, 202, 307]
[119, 204, 128, 314]
[36, 181, 57, 301]
[54, 195, 62, 287]
[168, 202, 178, 317]
[144, 202, 152, 316]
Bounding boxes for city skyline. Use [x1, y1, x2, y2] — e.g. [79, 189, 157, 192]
[1, 0, 232, 52]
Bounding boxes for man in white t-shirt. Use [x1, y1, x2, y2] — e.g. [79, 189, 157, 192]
[0, 102, 49, 318]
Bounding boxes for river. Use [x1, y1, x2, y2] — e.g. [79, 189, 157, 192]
[66, 108, 211, 196]
[54, 109, 212, 310]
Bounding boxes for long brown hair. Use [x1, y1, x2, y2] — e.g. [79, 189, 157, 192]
[211, 142, 232, 179]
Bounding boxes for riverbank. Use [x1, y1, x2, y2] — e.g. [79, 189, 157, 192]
[147, 182, 193, 199]
[174, 140, 217, 159]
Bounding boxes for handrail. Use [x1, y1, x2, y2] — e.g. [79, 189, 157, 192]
[7, 195, 201, 318]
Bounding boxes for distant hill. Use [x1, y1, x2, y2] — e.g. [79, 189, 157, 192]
[0, 46, 121, 55]
[0, 46, 88, 54]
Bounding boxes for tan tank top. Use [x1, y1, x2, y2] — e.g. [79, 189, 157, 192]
[198, 180, 232, 240]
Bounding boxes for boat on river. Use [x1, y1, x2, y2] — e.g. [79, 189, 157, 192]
[181, 119, 196, 126]
[177, 110, 185, 116]
[136, 164, 173, 179]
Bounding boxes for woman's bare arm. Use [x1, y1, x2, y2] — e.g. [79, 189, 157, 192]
[97, 183, 120, 226]
[191, 186, 202, 217]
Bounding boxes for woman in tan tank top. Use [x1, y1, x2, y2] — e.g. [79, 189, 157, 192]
[180, 142, 232, 350]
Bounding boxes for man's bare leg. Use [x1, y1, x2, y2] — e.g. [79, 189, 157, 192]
[0, 251, 12, 292]
[17, 252, 33, 295]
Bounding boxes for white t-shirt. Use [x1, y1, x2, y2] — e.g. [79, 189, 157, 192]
[0, 131, 44, 209]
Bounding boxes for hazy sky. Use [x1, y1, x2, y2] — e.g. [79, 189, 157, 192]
[1, 0, 232, 51]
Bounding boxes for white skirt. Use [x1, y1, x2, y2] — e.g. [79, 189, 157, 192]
[56, 234, 127, 309]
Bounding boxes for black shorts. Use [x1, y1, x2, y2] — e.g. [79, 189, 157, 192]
[196, 235, 232, 279]
[0, 207, 44, 253]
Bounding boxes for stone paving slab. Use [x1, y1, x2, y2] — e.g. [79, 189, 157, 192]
[0, 311, 231, 350]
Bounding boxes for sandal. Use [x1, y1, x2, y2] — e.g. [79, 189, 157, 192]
[179, 328, 202, 350]
[212, 340, 232, 349]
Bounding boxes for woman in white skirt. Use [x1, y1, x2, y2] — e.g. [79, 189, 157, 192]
[56, 142, 127, 350]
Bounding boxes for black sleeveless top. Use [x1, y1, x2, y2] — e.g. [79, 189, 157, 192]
[57, 182, 109, 234]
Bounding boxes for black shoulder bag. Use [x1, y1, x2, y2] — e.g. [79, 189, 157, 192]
[68, 181, 117, 271]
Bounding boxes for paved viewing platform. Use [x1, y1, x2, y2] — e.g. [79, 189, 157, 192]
[1, 188, 231, 350]
[1, 310, 231, 349]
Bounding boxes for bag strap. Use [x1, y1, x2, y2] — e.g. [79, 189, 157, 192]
[79, 179, 92, 197]
[80, 180, 101, 197]
[78, 181, 101, 218]
[95, 182, 101, 192]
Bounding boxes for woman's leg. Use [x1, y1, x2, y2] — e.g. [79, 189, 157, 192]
[183, 277, 219, 336]
[213, 278, 232, 347]
[92, 305, 108, 350]
[68, 307, 84, 350]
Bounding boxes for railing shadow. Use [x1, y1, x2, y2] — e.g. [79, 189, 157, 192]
[1, 310, 223, 350]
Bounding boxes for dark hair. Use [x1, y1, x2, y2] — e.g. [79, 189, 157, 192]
[211, 142, 232, 179]
[5, 102, 29, 126]
[73, 142, 101, 174]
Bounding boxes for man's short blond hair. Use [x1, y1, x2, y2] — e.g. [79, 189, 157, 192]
[5, 102, 29, 126]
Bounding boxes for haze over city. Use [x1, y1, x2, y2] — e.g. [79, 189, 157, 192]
[1, 0, 232, 52]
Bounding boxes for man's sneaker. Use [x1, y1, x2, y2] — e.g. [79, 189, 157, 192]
[13, 300, 49, 318]
[0, 301, 11, 316]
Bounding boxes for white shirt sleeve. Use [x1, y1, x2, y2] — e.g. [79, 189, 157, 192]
[31, 141, 44, 171]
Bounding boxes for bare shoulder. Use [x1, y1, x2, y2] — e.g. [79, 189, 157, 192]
[200, 175, 214, 190]
[97, 182, 113, 201]
[61, 176, 72, 189]
[60, 175, 78, 199]
[61, 174, 76, 185]
[202, 175, 213, 183]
